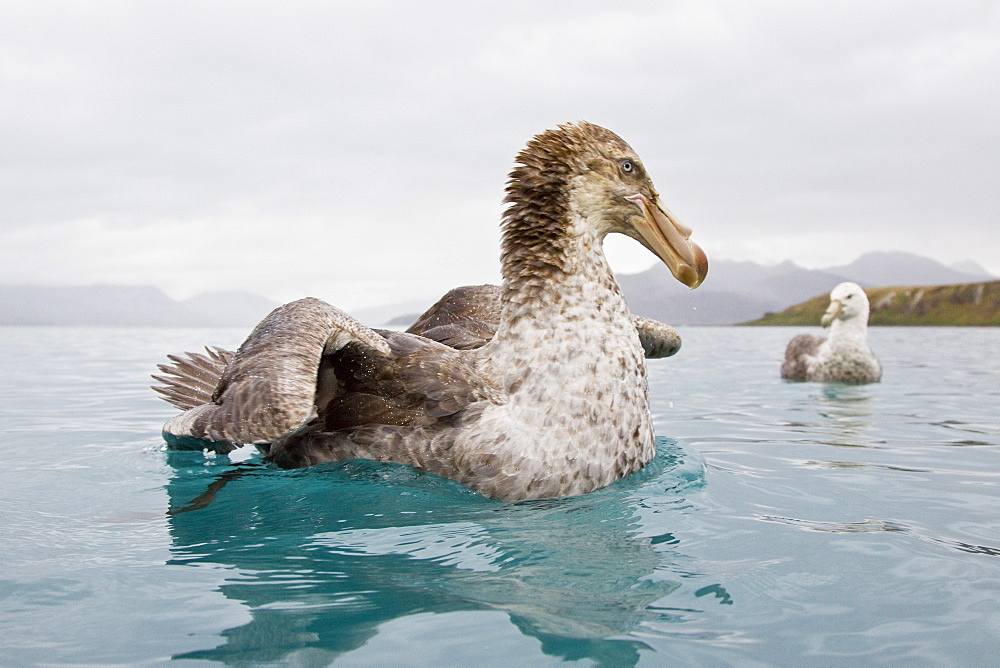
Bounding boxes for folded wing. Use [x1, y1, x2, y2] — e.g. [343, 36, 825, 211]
[781, 334, 824, 381]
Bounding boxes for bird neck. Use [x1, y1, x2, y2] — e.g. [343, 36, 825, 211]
[828, 316, 869, 346]
[487, 214, 641, 415]
[498, 159, 574, 284]
[497, 204, 623, 328]
[492, 141, 635, 351]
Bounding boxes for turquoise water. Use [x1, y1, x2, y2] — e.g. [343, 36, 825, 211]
[1, 325, 998, 665]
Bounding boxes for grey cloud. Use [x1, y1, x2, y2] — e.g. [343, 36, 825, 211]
[1, 0, 997, 309]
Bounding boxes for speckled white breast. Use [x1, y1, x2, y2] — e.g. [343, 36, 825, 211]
[448, 248, 655, 499]
[809, 320, 882, 383]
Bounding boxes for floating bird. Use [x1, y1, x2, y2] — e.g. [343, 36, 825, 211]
[781, 281, 882, 384]
[153, 121, 708, 501]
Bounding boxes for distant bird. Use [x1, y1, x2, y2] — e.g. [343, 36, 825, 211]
[153, 121, 708, 501]
[781, 282, 882, 384]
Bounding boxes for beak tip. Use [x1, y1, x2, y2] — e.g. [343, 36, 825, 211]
[676, 265, 707, 289]
[681, 242, 709, 289]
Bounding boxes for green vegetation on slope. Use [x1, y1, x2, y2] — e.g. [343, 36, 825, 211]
[741, 280, 1000, 326]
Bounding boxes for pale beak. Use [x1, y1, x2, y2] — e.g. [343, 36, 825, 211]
[625, 194, 708, 288]
[821, 300, 843, 327]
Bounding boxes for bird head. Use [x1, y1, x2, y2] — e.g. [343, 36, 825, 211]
[504, 121, 708, 289]
[821, 281, 871, 327]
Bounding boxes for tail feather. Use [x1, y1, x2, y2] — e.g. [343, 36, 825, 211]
[152, 346, 233, 411]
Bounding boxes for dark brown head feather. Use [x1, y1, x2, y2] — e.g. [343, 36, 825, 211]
[500, 121, 634, 286]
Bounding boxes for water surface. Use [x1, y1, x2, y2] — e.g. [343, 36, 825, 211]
[1, 325, 998, 665]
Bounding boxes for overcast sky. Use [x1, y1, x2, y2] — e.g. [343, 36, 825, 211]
[2, 1, 998, 311]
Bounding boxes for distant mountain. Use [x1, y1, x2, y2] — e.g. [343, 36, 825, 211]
[617, 252, 995, 325]
[950, 260, 993, 277]
[743, 280, 1000, 326]
[617, 261, 849, 325]
[1, 252, 993, 327]
[0, 285, 278, 327]
[825, 251, 993, 287]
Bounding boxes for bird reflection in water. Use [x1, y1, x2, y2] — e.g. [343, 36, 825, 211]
[812, 384, 876, 450]
[162, 440, 726, 665]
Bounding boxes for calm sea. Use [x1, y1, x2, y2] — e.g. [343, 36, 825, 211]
[1, 325, 998, 665]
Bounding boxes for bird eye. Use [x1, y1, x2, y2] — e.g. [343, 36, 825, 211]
[620, 159, 634, 174]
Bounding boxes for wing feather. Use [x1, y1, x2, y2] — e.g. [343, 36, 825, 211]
[160, 298, 393, 447]
[781, 334, 824, 381]
[406, 284, 501, 350]
[152, 346, 233, 410]
[382, 330, 502, 418]
[632, 316, 682, 359]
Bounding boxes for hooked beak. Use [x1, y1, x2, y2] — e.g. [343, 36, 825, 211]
[821, 300, 843, 327]
[625, 194, 708, 288]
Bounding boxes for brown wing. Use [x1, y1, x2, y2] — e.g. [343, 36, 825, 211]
[320, 327, 503, 426]
[632, 315, 682, 359]
[409, 283, 682, 358]
[781, 333, 824, 381]
[157, 297, 393, 449]
[406, 284, 501, 350]
[155, 297, 500, 452]
[382, 329, 502, 416]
